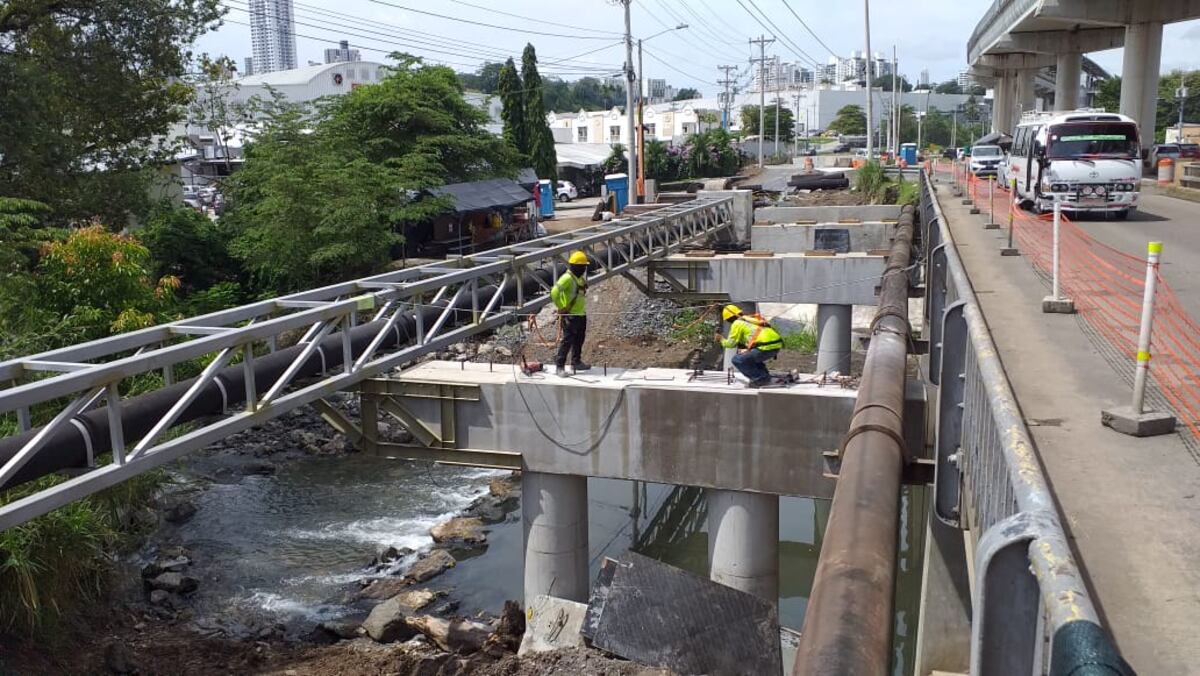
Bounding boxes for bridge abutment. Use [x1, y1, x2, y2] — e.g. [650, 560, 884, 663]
[522, 470, 590, 605]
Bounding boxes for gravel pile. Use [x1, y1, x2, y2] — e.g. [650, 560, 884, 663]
[612, 293, 686, 339]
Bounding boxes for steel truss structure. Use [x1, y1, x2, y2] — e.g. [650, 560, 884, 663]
[0, 197, 734, 529]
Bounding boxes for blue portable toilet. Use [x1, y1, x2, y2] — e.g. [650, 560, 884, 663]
[900, 143, 917, 166]
[538, 179, 555, 219]
[604, 173, 629, 213]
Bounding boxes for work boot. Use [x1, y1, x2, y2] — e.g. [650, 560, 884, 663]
[572, 362, 592, 372]
[555, 365, 568, 377]
[747, 378, 772, 389]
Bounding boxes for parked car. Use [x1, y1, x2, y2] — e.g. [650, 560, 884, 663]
[969, 144, 1004, 177]
[1178, 143, 1200, 159]
[555, 180, 578, 202]
[940, 148, 958, 160]
[832, 143, 851, 153]
[1146, 143, 1182, 171]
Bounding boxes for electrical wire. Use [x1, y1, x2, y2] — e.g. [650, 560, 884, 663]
[780, 0, 840, 59]
[440, 0, 624, 36]
[366, 0, 617, 41]
[640, 46, 718, 87]
[736, 0, 823, 70]
[635, 0, 746, 65]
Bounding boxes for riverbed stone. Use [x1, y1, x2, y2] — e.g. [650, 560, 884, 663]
[149, 589, 171, 606]
[431, 517, 486, 545]
[317, 619, 363, 640]
[405, 550, 456, 583]
[405, 615, 493, 654]
[353, 577, 410, 602]
[362, 596, 419, 643]
[240, 460, 276, 476]
[488, 475, 521, 501]
[162, 500, 197, 523]
[148, 572, 198, 595]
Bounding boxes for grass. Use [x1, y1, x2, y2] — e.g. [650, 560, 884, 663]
[670, 306, 718, 345]
[854, 160, 919, 206]
[780, 326, 818, 354]
[0, 467, 166, 638]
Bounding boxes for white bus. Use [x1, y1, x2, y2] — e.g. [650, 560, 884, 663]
[1008, 110, 1141, 220]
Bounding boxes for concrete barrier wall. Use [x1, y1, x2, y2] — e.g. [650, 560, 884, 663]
[756, 205, 903, 224]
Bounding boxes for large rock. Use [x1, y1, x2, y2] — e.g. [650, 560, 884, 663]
[405, 615, 493, 654]
[317, 618, 364, 640]
[362, 596, 418, 643]
[482, 600, 525, 657]
[488, 474, 521, 501]
[148, 572, 198, 595]
[430, 517, 486, 545]
[162, 499, 196, 524]
[405, 549, 456, 583]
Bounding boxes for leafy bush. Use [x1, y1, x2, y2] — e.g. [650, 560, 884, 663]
[781, 327, 818, 354]
[139, 205, 239, 292]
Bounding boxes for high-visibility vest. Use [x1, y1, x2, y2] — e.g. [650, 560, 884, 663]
[734, 314, 783, 351]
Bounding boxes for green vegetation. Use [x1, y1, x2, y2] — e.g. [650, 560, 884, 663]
[1092, 70, 1200, 143]
[780, 326, 818, 354]
[854, 161, 919, 206]
[740, 104, 796, 142]
[827, 105, 867, 136]
[673, 88, 702, 101]
[494, 45, 559, 182]
[670, 307, 717, 345]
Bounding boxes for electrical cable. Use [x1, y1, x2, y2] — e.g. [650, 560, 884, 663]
[780, 0, 840, 59]
[440, 0, 624, 36]
[366, 0, 617, 41]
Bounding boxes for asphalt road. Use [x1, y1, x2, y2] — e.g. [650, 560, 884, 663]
[1071, 192, 1200, 320]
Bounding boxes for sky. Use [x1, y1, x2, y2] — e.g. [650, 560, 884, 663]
[197, 0, 1200, 95]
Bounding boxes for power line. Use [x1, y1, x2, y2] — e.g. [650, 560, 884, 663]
[440, 0, 624, 36]
[366, 0, 616, 41]
[735, 0, 822, 70]
[780, 0, 840, 59]
[641, 46, 717, 86]
[635, 0, 744, 64]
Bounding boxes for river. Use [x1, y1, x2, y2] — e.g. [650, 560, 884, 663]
[154, 453, 926, 675]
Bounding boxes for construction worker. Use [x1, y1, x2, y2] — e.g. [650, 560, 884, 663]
[551, 251, 591, 376]
[715, 304, 783, 388]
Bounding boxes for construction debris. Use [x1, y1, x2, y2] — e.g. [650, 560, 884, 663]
[518, 595, 589, 656]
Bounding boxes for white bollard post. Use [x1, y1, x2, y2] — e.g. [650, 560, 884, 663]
[1041, 200, 1074, 314]
[984, 176, 998, 228]
[1101, 241, 1176, 436]
[1131, 242, 1163, 414]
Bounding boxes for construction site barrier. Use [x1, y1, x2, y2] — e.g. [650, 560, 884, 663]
[935, 159, 1200, 445]
[919, 169, 1133, 675]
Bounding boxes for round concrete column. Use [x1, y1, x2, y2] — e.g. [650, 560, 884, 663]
[1121, 22, 1164, 143]
[816, 303, 852, 376]
[523, 471, 589, 605]
[992, 71, 1012, 134]
[1055, 53, 1082, 111]
[706, 488, 779, 603]
[1016, 69, 1036, 117]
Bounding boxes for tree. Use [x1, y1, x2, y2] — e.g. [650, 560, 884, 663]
[684, 129, 740, 178]
[1156, 70, 1200, 142]
[139, 205, 239, 293]
[227, 57, 521, 293]
[188, 54, 248, 177]
[497, 58, 527, 157]
[935, 80, 962, 95]
[459, 61, 504, 93]
[827, 105, 868, 135]
[880, 75, 915, 93]
[521, 44, 558, 182]
[674, 88, 702, 101]
[602, 144, 628, 175]
[0, 0, 224, 226]
[1092, 76, 1121, 115]
[739, 104, 795, 141]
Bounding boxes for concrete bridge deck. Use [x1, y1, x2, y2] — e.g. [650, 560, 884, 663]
[936, 182, 1200, 674]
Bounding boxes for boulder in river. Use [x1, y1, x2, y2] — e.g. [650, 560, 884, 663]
[362, 594, 422, 643]
[405, 614, 494, 654]
[148, 572, 198, 595]
[430, 517, 486, 545]
[162, 499, 197, 524]
[405, 549, 457, 583]
[488, 474, 521, 501]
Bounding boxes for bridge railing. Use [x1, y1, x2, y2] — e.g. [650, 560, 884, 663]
[919, 171, 1130, 674]
[0, 197, 735, 529]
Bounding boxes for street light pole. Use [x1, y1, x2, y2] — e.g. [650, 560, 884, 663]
[622, 0, 636, 201]
[863, 0, 874, 160]
[634, 23, 686, 203]
[749, 35, 775, 168]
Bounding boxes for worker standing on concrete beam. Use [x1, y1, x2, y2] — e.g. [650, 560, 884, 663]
[551, 251, 593, 376]
[716, 304, 783, 388]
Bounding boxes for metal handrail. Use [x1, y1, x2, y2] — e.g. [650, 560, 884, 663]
[919, 171, 1131, 675]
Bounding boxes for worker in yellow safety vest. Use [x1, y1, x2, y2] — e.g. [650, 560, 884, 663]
[550, 250, 592, 376]
[715, 304, 783, 388]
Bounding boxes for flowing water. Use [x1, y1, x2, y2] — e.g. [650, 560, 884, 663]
[158, 453, 926, 675]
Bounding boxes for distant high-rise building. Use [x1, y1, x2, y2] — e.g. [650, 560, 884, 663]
[957, 69, 977, 89]
[324, 39, 360, 64]
[919, 69, 930, 88]
[644, 78, 668, 102]
[243, 57, 254, 77]
[249, 0, 297, 74]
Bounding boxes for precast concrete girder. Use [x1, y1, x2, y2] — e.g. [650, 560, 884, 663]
[750, 223, 896, 255]
[754, 206, 904, 224]
[382, 362, 925, 498]
[1034, 0, 1200, 26]
[992, 27, 1125, 54]
[977, 53, 1058, 71]
[651, 253, 886, 306]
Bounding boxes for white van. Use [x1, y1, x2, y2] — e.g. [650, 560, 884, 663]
[1008, 110, 1141, 219]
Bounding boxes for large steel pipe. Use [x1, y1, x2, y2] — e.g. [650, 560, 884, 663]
[794, 204, 915, 675]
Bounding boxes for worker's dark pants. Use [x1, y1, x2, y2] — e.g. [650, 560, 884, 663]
[556, 315, 587, 367]
[732, 348, 777, 383]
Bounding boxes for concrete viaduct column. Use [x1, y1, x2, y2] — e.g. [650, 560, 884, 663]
[816, 303, 852, 375]
[1055, 52, 1082, 111]
[706, 489, 779, 603]
[1121, 21, 1164, 143]
[992, 71, 1012, 134]
[523, 471, 589, 605]
[1016, 68, 1036, 119]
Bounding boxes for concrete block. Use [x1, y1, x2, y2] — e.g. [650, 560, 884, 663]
[1041, 296, 1075, 314]
[518, 595, 588, 656]
[698, 189, 753, 243]
[984, 221, 1000, 229]
[1000, 247, 1020, 256]
[1100, 406, 1177, 437]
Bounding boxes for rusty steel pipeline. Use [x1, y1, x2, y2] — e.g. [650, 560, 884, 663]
[793, 203, 916, 675]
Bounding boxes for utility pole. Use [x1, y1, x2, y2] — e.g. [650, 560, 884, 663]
[891, 46, 898, 155]
[951, 107, 958, 149]
[863, 0, 874, 159]
[622, 0, 636, 202]
[718, 65, 738, 130]
[773, 57, 781, 157]
[749, 35, 775, 168]
[1177, 85, 1189, 143]
[794, 91, 802, 156]
[637, 38, 645, 202]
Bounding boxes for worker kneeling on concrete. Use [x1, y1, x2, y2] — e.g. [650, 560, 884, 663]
[716, 304, 782, 388]
[551, 251, 592, 376]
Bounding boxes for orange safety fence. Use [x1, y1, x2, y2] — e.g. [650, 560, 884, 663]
[935, 159, 1200, 440]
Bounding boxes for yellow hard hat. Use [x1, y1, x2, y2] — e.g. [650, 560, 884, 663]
[568, 251, 588, 265]
[721, 304, 743, 321]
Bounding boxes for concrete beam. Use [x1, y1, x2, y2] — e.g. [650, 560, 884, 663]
[755, 205, 903, 224]
[977, 53, 1057, 71]
[388, 363, 870, 498]
[1035, 0, 1200, 26]
[750, 223, 895, 254]
[993, 27, 1125, 54]
[654, 253, 886, 306]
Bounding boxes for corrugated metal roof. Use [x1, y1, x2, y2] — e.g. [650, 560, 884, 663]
[428, 178, 532, 213]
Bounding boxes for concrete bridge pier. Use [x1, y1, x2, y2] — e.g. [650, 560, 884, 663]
[1016, 69, 1036, 117]
[1055, 52, 1082, 110]
[816, 303, 852, 375]
[523, 470, 589, 605]
[993, 70, 1012, 134]
[1120, 21, 1164, 142]
[706, 488, 779, 603]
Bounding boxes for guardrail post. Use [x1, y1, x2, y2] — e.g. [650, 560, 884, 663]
[1101, 241, 1177, 436]
[1041, 201, 1074, 313]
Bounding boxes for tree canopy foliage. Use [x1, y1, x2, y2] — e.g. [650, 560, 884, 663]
[827, 105, 868, 135]
[740, 104, 796, 141]
[674, 88, 702, 101]
[521, 45, 557, 182]
[0, 0, 224, 225]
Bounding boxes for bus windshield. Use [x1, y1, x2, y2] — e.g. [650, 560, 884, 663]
[1047, 122, 1138, 160]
